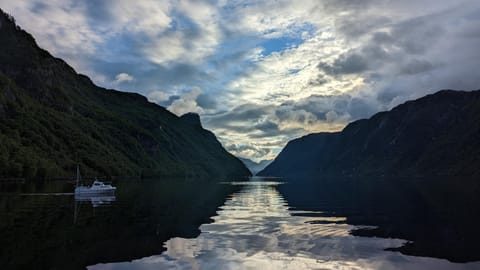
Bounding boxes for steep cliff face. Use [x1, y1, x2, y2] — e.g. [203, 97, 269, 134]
[0, 10, 250, 179]
[259, 90, 480, 178]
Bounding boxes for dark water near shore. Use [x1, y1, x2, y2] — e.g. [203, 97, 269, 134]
[1, 177, 479, 269]
[0, 178, 239, 270]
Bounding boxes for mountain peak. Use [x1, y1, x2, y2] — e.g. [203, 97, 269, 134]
[0, 8, 14, 27]
[180, 112, 202, 128]
[0, 8, 34, 43]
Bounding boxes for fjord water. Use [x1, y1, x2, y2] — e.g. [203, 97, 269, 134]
[0, 178, 239, 270]
[1, 179, 479, 269]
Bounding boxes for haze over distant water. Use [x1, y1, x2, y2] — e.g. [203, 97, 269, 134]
[2, 0, 480, 161]
[239, 157, 272, 175]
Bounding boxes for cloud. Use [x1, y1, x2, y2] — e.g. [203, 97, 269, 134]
[203, 98, 352, 159]
[147, 90, 170, 103]
[225, 143, 272, 160]
[3, 0, 480, 161]
[0, 0, 102, 74]
[196, 93, 218, 110]
[399, 59, 435, 75]
[114, 73, 135, 84]
[104, 0, 172, 36]
[167, 87, 204, 116]
[140, 0, 221, 66]
[325, 110, 338, 123]
[319, 53, 369, 76]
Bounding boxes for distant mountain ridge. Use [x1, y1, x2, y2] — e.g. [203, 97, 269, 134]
[259, 89, 480, 177]
[0, 9, 250, 179]
[238, 158, 272, 175]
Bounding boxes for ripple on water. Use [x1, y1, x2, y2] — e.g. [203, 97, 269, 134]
[89, 181, 480, 270]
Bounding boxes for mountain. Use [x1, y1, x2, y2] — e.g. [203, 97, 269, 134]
[259, 89, 480, 177]
[0, 10, 250, 179]
[238, 158, 272, 175]
[258, 89, 480, 262]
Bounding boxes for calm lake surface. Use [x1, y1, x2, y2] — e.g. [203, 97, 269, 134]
[1, 177, 479, 269]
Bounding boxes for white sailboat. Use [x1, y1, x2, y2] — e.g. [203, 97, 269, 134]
[74, 165, 116, 195]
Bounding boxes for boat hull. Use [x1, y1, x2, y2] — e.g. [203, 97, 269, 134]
[74, 187, 116, 195]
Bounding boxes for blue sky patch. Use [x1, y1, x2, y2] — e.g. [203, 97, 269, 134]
[260, 36, 303, 56]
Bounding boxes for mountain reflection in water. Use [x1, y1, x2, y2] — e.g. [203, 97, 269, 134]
[0, 178, 239, 270]
[91, 181, 479, 270]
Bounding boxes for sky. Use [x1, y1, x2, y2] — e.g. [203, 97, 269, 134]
[1, 0, 480, 162]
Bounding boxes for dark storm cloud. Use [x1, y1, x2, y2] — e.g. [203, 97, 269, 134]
[391, 17, 444, 55]
[317, 14, 444, 78]
[255, 120, 279, 133]
[204, 105, 283, 138]
[322, 0, 378, 11]
[204, 93, 378, 143]
[284, 94, 377, 122]
[225, 143, 272, 158]
[315, 1, 480, 113]
[206, 103, 272, 124]
[316, 0, 453, 84]
[319, 53, 369, 76]
[225, 144, 256, 153]
[317, 40, 394, 77]
[399, 59, 435, 75]
[196, 93, 218, 110]
[336, 16, 391, 40]
[204, 103, 302, 140]
[372, 31, 393, 44]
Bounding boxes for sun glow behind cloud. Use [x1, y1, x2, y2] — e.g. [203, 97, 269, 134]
[2, 0, 480, 161]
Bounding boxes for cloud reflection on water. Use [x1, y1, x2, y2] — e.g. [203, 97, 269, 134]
[90, 181, 480, 270]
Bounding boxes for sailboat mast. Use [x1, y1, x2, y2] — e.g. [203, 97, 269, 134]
[76, 165, 80, 187]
